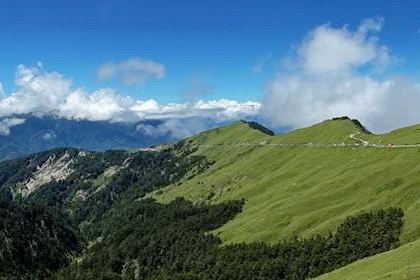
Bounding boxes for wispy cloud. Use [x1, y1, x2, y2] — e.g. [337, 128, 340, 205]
[179, 74, 213, 102]
[262, 17, 420, 133]
[253, 53, 272, 74]
[96, 58, 165, 85]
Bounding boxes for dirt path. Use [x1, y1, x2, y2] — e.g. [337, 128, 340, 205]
[198, 132, 420, 149]
[349, 133, 370, 146]
[348, 132, 420, 148]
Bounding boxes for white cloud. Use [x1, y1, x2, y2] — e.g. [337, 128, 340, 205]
[97, 58, 165, 85]
[298, 17, 389, 75]
[0, 118, 26, 136]
[264, 74, 391, 129]
[0, 64, 260, 135]
[0, 64, 72, 116]
[136, 118, 211, 139]
[42, 131, 57, 141]
[143, 100, 261, 139]
[58, 88, 137, 122]
[262, 17, 420, 133]
[195, 99, 260, 120]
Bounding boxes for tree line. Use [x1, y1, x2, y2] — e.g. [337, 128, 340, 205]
[53, 197, 403, 280]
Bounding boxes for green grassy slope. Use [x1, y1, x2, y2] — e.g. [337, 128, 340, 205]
[190, 120, 272, 145]
[365, 123, 420, 145]
[270, 117, 370, 145]
[314, 238, 420, 280]
[153, 117, 420, 277]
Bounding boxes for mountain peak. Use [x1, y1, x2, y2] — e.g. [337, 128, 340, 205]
[331, 116, 371, 134]
[238, 120, 275, 136]
[274, 116, 372, 144]
[190, 120, 274, 145]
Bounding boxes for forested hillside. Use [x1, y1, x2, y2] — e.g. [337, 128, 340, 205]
[0, 118, 418, 279]
[0, 193, 80, 279]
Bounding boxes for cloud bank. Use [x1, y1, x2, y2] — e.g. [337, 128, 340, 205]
[263, 17, 420, 133]
[0, 64, 260, 137]
[136, 117, 215, 139]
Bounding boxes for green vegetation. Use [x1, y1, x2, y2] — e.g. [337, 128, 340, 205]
[2, 118, 420, 278]
[315, 238, 420, 280]
[0, 143, 211, 226]
[270, 117, 369, 144]
[190, 120, 272, 146]
[0, 141, 212, 279]
[0, 191, 80, 279]
[53, 199, 403, 280]
[155, 119, 420, 246]
[365, 123, 420, 145]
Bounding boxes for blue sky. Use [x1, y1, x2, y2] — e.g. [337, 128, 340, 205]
[0, 0, 420, 133]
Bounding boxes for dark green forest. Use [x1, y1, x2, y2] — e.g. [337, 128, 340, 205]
[52, 200, 402, 280]
[0, 142, 405, 279]
[0, 192, 80, 279]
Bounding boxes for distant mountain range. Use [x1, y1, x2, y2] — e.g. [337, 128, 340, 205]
[0, 114, 230, 161]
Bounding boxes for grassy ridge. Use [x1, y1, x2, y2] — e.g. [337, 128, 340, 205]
[366, 123, 420, 145]
[269, 117, 368, 144]
[191, 120, 272, 145]
[153, 118, 420, 278]
[155, 118, 420, 246]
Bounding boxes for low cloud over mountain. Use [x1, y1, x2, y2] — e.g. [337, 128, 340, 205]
[262, 18, 420, 133]
[0, 63, 260, 142]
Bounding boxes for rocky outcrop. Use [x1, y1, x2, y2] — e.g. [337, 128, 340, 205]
[18, 151, 74, 196]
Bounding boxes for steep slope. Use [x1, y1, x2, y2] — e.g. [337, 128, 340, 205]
[154, 118, 420, 246]
[314, 238, 420, 280]
[0, 141, 216, 278]
[191, 120, 274, 146]
[0, 142, 210, 224]
[0, 196, 80, 279]
[3, 118, 420, 278]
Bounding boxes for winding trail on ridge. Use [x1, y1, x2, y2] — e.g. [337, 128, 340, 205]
[349, 133, 374, 147]
[195, 132, 420, 149]
[348, 132, 420, 148]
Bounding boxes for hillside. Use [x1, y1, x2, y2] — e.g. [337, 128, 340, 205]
[150, 118, 420, 278]
[154, 118, 420, 245]
[191, 120, 274, 145]
[314, 237, 420, 280]
[365, 123, 420, 145]
[156, 118, 420, 242]
[2, 117, 420, 278]
[0, 141, 215, 278]
[270, 116, 371, 145]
